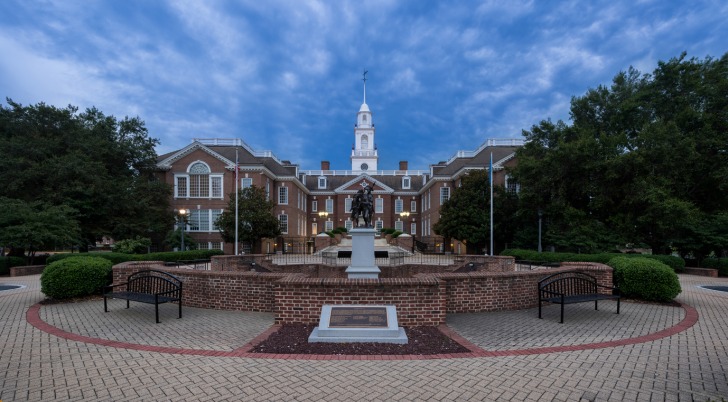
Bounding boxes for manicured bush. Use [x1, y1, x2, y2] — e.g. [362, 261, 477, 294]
[40, 257, 113, 299]
[607, 256, 681, 302]
[500, 249, 685, 272]
[391, 230, 403, 238]
[112, 236, 152, 254]
[45, 249, 224, 265]
[701, 259, 728, 277]
[0, 256, 27, 275]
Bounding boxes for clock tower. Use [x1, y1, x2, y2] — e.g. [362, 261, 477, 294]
[351, 71, 378, 172]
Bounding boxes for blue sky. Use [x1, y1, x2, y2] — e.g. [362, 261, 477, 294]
[2, 1, 726, 171]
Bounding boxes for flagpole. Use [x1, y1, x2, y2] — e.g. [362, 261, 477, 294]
[234, 149, 239, 255]
[489, 152, 494, 256]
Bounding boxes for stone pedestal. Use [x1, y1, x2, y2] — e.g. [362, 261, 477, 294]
[345, 228, 381, 279]
[308, 304, 408, 344]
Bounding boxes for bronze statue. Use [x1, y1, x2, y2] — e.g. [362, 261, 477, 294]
[350, 185, 375, 228]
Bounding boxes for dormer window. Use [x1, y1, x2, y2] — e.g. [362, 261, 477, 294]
[402, 176, 411, 189]
[318, 176, 327, 189]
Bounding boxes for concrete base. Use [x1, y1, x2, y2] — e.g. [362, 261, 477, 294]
[345, 228, 380, 279]
[308, 305, 408, 344]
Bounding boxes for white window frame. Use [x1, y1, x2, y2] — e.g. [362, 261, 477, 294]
[411, 200, 417, 213]
[312, 200, 318, 212]
[440, 187, 450, 204]
[402, 176, 411, 189]
[345, 197, 353, 213]
[394, 199, 403, 213]
[374, 220, 383, 235]
[279, 186, 288, 205]
[325, 220, 334, 231]
[318, 177, 327, 189]
[241, 177, 253, 189]
[411, 222, 416, 235]
[345, 220, 353, 231]
[325, 198, 334, 213]
[279, 214, 288, 234]
[394, 220, 403, 231]
[312, 222, 318, 235]
[375, 198, 383, 213]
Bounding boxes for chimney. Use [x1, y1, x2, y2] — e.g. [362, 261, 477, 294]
[399, 161, 408, 171]
[321, 161, 330, 170]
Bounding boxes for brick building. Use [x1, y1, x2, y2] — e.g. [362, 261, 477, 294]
[156, 86, 523, 254]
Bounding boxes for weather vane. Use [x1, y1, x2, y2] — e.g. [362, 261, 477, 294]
[363, 70, 368, 84]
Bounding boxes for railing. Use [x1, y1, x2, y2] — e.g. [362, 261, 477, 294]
[267, 252, 459, 266]
[302, 169, 428, 177]
[446, 138, 526, 164]
[165, 259, 211, 270]
[193, 138, 283, 164]
[515, 260, 561, 271]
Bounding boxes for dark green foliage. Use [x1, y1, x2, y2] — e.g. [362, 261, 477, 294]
[215, 186, 281, 253]
[501, 249, 685, 272]
[45, 250, 223, 265]
[112, 236, 152, 254]
[0, 256, 27, 275]
[0, 100, 172, 250]
[607, 257, 681, 302]
[510, 53, 728, 258]
[331, 227, 348, 235]
[40, 257, 113, 299]
[702, 259, 728, 276]
[391, 230, 403, 238]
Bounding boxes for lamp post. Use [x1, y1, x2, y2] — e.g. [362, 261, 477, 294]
[537, 208, 543, 253]
[178, 209, 189, 251]
[318, 211, 329, 231]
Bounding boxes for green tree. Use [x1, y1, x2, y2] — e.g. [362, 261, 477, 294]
[0, 100, 172, 250]
[0, 197, 81, 262]
[215, 186, 281, 254]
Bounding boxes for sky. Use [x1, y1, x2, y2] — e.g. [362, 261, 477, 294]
[1, 1, 727, 171]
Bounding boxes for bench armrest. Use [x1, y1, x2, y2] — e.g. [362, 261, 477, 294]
[103, 283, 128, 293]
[539, 288, 564, 297]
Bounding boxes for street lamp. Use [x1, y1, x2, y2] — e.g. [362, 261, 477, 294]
[178, 209, 189, 251]
[399, 211, 410, 218]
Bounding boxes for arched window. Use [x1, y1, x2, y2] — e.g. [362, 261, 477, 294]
[361, 135, 369, 149]
[188, 162, 211, 197]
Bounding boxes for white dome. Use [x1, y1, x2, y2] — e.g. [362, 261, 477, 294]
[359, 103, 370, 112]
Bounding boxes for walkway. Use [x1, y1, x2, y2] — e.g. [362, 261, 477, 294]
[1, 274, 726, 401]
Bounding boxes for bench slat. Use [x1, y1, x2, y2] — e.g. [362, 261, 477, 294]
[103, 270, 183, 323]
[538, 271, 620, 323]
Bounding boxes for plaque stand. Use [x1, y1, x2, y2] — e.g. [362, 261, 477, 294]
[345, 228, 381, 279]
[308, 304, 408, 344]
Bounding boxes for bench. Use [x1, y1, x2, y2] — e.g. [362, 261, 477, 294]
[103, 270, 183, 323]
[538, 271, 620, 323]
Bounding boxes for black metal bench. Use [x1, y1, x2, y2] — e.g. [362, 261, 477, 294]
[538, 271, 620, 323]
[103, 270, 183, 323]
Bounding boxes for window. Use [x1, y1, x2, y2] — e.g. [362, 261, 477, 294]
[411, 200, 417, 213]
[318, 177, 327, 189]
[440, 187, 450, 204]
[279, 187, 288, 204]
[312, 200, 318, 212]
[266, 181, 270, 201]
[411, 222, 416, 235]
[402, 176, 411, 189]
[312, 222, 318, 235]
[345, 220, 353, 231]
[241, 178, 253, 189]
[505, 175, 520, 194]
[395, 220, 403, 231]
[211, 209, 222, 231]
[325, 220, 334, 231]
[325, 198, 333, 213]
[394, 199, 403, 213]
[375, 220, 383, 235]
[361, 135, 369, 149]
[279, 214, 288, 234]
[345, 197, 352, 213]
[176, 176, 187, 198]
[375, 198, 383, 213]
[211, 177, 222, 198]
[211, 242, 222, 251]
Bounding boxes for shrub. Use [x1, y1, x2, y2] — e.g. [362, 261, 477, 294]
[112, 237, 152, 254]
[45, 250, 224, 265]
[391, 230, 403, 238]
[702, 259, 728, 277]
[607, 256, 681, 302]
[0, 256, 27, 275]
[500, 249, 685, 272]
[40, 257, 113, 299]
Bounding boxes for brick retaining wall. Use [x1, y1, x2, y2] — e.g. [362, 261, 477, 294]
[111, 260, 613, 326]
[9, 265, 45, 277]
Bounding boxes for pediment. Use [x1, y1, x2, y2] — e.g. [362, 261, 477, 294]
[157, 141, 234, 169]
[334, 174, 395, 194]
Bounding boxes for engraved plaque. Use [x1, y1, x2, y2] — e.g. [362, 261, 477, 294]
[328, 306, 388, 328]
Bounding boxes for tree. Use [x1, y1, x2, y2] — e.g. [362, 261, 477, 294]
[511, 52, 728, 256]
[0, 100, 172, 250]
[215, 186, 281, 254]
[0, 197, 81, 263]
[433, 170, 491, 254]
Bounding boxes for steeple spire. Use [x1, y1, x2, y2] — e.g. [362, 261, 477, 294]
[362, 70, 368, 104]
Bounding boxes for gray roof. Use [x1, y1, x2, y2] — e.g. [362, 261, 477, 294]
[431, 146, 519, 176]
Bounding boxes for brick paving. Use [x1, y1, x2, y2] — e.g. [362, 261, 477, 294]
[1, 273, 727, 401]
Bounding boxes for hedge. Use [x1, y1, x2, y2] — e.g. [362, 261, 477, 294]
[1, 256, 27, 275]
[701, 259, 728, 277]
[500, 249, 685, 272]
[607, 256, 681, 302]
[40, 256, 113, 299]
[45, 249, 224, 265]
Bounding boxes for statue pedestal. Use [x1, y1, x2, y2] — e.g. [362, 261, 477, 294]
[345, 228, 380, 279]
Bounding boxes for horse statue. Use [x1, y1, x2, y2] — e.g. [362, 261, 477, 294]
[350, 186, 374, 228]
